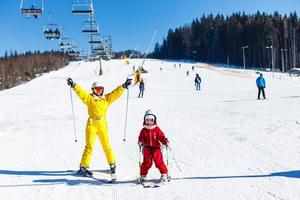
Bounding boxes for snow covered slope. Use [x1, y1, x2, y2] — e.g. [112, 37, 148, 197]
[0, 59, 300, 200]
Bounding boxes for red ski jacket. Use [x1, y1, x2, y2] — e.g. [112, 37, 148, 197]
[138, 126, 168, 148]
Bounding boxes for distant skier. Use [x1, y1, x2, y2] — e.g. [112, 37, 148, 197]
[138, 110, 169, 184]
[194, 73, 201, 90]
[138, 78, 145, 98]
[67, 77, 132, 177]
[134, 70, 141, 85]
[256, 73, 266, 99]
[186, 70, 189, 76]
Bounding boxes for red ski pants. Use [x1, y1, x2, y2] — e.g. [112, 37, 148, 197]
[140, 147, 168, 176]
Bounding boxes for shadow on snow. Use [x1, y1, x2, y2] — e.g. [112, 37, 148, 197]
[0, 169, 137, 187]
[0, 169, 299, 187]
[172, 170, 300, 181]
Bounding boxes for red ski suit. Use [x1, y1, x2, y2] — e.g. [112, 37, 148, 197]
[138, 126, 168, 176]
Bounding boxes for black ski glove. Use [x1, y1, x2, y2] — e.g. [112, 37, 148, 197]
[122, 78, 132, 89]
[165, 138, 169, 147]
[67, 78, 76, 88]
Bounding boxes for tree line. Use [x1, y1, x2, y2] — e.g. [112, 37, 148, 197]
[151, 11, 300, 72]
[0, 50, 69, 91]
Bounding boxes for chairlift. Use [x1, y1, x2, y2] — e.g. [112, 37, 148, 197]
[68, 50, 80, 57]
[92, 49, 105, 54]
[20, 0, 44, 18]
[72, 0, 93, 14]
[82, 19, 99, 34]
[92, 46, 105, 51]
[43, 23, 61, 40]
[59, 37, 73, 50]
[89, 40, 102, 44]
[89, 34, 102, 44]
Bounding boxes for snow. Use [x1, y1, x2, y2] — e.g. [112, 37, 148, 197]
[0, 59, 300, 200]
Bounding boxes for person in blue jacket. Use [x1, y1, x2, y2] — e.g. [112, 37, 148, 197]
[256, 73, 266, 99]
[194, 73, 201, 90]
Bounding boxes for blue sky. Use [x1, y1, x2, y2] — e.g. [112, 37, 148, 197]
[0, 0, 299, 56]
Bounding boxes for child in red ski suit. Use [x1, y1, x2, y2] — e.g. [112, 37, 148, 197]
[138, 110, 169, 182]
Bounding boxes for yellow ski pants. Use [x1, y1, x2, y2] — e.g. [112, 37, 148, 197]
[80, 118, 115, 167]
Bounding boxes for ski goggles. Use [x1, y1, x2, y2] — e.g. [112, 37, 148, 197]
[93, 86, 104, 94]
[144, 118, 154, 123]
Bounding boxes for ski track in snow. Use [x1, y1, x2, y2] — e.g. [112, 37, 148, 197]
[0, 59, 300, 200]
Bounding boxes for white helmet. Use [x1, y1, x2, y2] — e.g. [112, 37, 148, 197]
[144, 109, 157, 122]
[91, 81, 103, 89]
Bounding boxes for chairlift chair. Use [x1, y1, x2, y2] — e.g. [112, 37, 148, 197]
[72, 0, 93, 14]
[82, 19, 99, 34]
[43, 23, 61, 40]
[89, 40, 102, 44]
[20, 0, 44, 18]
[92, 46, 105, 51]
[68, 51, 80, 57]
[59, 37, 73, 50]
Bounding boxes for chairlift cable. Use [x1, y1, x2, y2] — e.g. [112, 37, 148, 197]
[139, 30, 157, 68]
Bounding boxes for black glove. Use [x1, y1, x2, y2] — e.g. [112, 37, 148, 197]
[122, 78, 132, 89]
[165, 138, 169, 147]
[67, 78, 76, 88]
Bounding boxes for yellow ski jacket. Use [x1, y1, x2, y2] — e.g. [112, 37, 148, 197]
[74, 84, 125, 119]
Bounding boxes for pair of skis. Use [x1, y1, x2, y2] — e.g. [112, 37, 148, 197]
[70, 170, 117, 184]
[137, 176, 171, 188]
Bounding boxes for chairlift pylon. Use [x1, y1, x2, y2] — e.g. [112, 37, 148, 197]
[20, 0, 44, 18]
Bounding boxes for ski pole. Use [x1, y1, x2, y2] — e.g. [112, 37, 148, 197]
[123, 87, 130, 141]
[166, 145, 169, 169]
[248, 86, 257, 98]
[139, 145, 142, 167]
[167, 145, 183, 174]
[69, 86, 78, 142]
[137, 145, 143, 183]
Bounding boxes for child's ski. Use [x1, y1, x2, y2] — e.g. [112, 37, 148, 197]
[138, 177, 170, 188]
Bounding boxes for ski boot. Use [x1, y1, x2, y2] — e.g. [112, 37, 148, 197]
[77, 166, 93, 177]
[138, 175, 150, 187]
[140, 175, 147, 183]
[160, 174, 169, 184]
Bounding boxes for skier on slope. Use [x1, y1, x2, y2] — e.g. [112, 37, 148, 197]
[256, 73, 266, 99]
[194, 73, 201, 90]
[134, 70, 142, 85]
[138, 78, 145, 98]
[67, 77, 132, 177]
[138, 110, 169, 183]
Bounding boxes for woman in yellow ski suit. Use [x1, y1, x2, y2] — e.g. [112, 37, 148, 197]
[67, 78, 131, 176]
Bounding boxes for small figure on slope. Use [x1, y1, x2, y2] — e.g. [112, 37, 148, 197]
[194, 73, 201, 90]
[134, 70, 142, 85]
[138, 110, 169, 184]
[138, 78, 145, 98]
[256, 73, 266, 99]
[67, 77, 131, 179]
